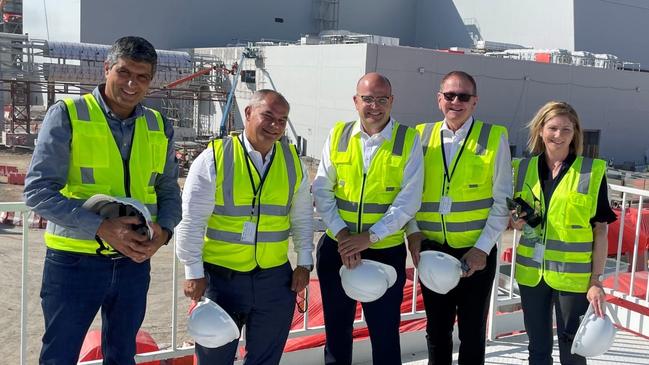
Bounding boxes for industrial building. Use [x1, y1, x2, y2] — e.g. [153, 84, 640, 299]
[1, 0, 649, 166]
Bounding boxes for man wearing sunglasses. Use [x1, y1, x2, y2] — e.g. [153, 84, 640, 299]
[407, 71, 512, 364]
[313, 72, 423, 364]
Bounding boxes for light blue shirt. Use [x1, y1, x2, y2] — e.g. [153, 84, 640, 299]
[24, 85, 182, 237]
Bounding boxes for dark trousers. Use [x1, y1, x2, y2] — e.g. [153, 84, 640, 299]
[317, 234, 407, 365]
[519, 278, 589, 365]
[39, 248, 150, 365]
[420, 241, 497, 365]
[196, 262, 296, 365]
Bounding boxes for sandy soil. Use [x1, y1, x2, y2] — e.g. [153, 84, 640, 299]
[0, 149, 516, 363]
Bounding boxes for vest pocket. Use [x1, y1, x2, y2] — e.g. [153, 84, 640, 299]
[148, 132, 168, 173]
[564, 192, 593, 227]
[71, 122, 109, 168]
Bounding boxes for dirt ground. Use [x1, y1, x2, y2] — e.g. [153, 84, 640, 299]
[0, 149, 32, 202]
[0, 149, 515, 363]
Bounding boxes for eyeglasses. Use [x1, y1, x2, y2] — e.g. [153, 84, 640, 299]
[296, 287, 308, 314]
[441, 92, 475, 102]
[358, 95, 391, 106]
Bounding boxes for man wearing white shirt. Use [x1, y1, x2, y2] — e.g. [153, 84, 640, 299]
[176, 90, 313, 365]
[313, 73, 423, 364]
[407, 71, 512, 364]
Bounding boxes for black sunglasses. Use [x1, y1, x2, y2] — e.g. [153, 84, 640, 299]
[441, 92, 475, 102]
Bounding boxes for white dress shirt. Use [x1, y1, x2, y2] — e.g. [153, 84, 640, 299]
[407, 116, 512, 253]
[175, 132, 314, 279]
[312, 118, 424, 241]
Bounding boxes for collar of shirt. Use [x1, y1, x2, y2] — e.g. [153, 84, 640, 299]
[241, 130, 275, 175]
[94, 84, 144, 123]
[440, 116, 473, 141]
[352, 117, 395, 146]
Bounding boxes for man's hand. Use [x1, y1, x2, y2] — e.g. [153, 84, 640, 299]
[460, 247, 488, 277]
[291, 266, 310, 292]
[184, 277, 208, 301]
[338, 232, 371, 257]
[137, 222, 170, 261]
[407, 232, 424, 267]
[97, 216, 148, 262]
[342, 252, 362, 269]
[587, 280, 607, 318]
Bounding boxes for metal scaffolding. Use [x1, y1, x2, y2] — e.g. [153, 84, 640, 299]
[0, 32, 233, 147]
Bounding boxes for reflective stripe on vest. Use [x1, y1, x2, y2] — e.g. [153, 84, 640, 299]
[514, 155, 605, 293]
[325, 120, 416, 249]
[45, 94, 167, 255]
[415, 120, 506, 248]
[203, 136, 302, 271]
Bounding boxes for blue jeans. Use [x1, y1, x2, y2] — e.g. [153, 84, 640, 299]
[39, 248, 151, 365]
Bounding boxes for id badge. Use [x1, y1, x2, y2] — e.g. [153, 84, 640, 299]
[241, 221, 256, 243]
[439, 196, 453, 215]
[532, 242, 545, 264]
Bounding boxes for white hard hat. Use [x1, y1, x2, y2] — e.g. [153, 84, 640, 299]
[82, 194, 154, 239]
[417, 251, 462, 294]
[187, 297, 240, 348]
[339, 259, 397, 302]
[571, 303, 616, 357]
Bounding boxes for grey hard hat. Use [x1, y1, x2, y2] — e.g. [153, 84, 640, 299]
[82, 194, 154, 240]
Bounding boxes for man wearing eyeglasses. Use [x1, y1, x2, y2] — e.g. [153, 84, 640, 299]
[176, 90, 314, 365]
[407, 71, 512, 364]
[313, 72, 423, 364]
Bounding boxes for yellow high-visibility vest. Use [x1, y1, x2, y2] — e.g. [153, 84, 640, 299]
[416, 120, 507, 248]
[204, 136, 303, 271]
[45, 93, 167, 254]
[513, 156, 605, 293]
[325, 120, 417, 248]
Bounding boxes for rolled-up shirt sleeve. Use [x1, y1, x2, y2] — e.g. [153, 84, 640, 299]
[312, 131, 349, 237]
[23, 102, 104, 236]
[369, 136, 423, 240]
[175, 148, 216, 279]
[474, 133, 512, 253]
[154, 117, 182, 231]
[290, 160, 314, 266]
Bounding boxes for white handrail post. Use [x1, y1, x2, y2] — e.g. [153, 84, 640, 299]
[487, 240, 501, 341]
[20, 211, 29, 365]
[171, 234, 179, 350]
[629, 196, 644, 296]
[614, 191, 627, 291]
[509, 229, 518, 299]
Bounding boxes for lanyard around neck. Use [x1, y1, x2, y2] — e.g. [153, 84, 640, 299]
[237, 136, 276, 217]
[440, 121, 475, 183]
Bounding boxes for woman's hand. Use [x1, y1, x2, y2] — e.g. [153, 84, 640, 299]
[509, 210, 527, 231]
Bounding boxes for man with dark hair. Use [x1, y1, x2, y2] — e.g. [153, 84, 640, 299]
[24, 36, 181, 364]
[176, 89, 313, 365]
[408, 70, 512, 364]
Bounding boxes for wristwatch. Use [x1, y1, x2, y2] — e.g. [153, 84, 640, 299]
[298, 264, 314, 272]
[161, 227, 173, 245]
[590, 273, 604, 285]
[368, 229, 380, 244]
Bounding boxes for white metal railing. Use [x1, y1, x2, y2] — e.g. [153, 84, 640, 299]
[5, 183, 649, 364]
[1, 202, 427, 365]
[487, 183, 649, 340]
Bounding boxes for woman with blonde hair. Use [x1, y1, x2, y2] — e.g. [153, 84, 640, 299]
[511, 101, 616, 364]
